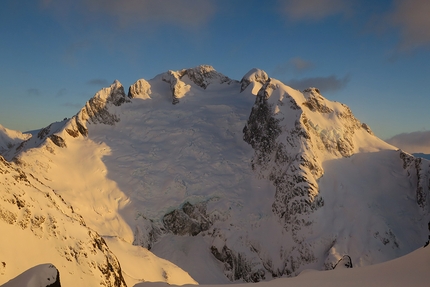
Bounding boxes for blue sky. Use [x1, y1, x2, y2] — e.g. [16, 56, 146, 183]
[1, 0, 429, 152]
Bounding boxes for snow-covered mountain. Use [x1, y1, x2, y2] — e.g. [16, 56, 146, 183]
[1, 65, 429, 286]
[0, 124, 30, 154]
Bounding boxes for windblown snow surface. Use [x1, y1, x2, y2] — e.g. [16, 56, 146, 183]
[1, 65, 429, 286]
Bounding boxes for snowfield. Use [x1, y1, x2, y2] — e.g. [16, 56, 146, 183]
[1, 65, 429, 286]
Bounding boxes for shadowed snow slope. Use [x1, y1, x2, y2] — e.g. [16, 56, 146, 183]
[1, 264, 60, 287]
[138, 245, 430, 287]
[0, 156, 126, 287]
[0, 124, 30, 154]
[1, 65, 429, 285]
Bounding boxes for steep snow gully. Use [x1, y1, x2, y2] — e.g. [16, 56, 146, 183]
[1, 65, 430, 286]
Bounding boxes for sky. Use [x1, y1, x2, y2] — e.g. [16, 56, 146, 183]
[0, 0, 429, 152]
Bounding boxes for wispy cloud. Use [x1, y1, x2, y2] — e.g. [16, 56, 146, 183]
[87, 79, 110, 87]
[287, 74, 350, 93]
[56, 88, 67, 98]
[27, 88, 41, 97]
[279, 0, 352, 22]
[385, 0, 430, 51]
[386, 130, 430, 154]
[274, 57, 315, 76]
[40, 0, 216, 29]
[63, 40, 91, 65]
[291, 57, 314, 72]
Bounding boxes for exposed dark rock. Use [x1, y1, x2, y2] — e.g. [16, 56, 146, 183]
[243, 81, 324, 232]
[38, 125, 51, 140]
[133, 216, 163, 250]
[361, 123, 373, 135]
[65, 128, 80, 138]
[210, 245, 265, 282]
[88, 230, 127, 287]
[302, 89, 333, 113]
[399, 150, 430, 209]
[163, 201, 211, 236]
[49, 135, 66, 148]
[243, 81, 282, 170]
[161, 65, 234, 104]
[182, 65, 234, 89]
[70, 80, 130, 137]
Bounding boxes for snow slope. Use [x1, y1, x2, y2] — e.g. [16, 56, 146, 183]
[1, 264, 60, 287]
[0, 124, 30, 154]
[143, 245, 430, 287]
[0, 156, 126, 287]
[2, 65, 430, 285]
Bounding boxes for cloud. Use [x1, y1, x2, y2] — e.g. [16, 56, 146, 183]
[287, 74, 350, 93]
[40, 0, 216, 29]
[385, 0, 430, 51]
[56, 88, 67, 98]
[386, 131, 430, 154]
[291, 57, 314, 72]
[87, 79, 110, 87]
[279, 0, 352, 22]
[64, 40, 90, 65]
[274, 57, 315, 76]
[27, 88, 41, 97]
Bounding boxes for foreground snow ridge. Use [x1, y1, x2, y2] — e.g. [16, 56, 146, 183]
[1, 264, 60, 287]
[0, 65, 429, 286]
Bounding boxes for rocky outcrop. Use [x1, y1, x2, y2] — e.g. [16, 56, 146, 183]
[400, 150, 430, 210]
[162, 70, 190, 105]
[301, 88, 366, 158]
[67, 80, 129, 137]
[163, 202, 211, 236]
[161, 65, 234, 104]
[210, 245, 265, 282]
[240, 68, 269, 92]
[244, 80, 324, 232]
[128, 79, 152, 100]
[182, 65, 234, 89]
[132, 216, 163, 250]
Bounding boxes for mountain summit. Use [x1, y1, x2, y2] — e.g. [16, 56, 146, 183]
[1, 65, 429, 286]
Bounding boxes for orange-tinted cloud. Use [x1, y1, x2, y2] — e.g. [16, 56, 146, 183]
[40, 0, 216, 28]
[387, 0, 430, 51]
[287, 74, 350, 93]
[386, 131, 430, 154]
[279, 0, 352, 22]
